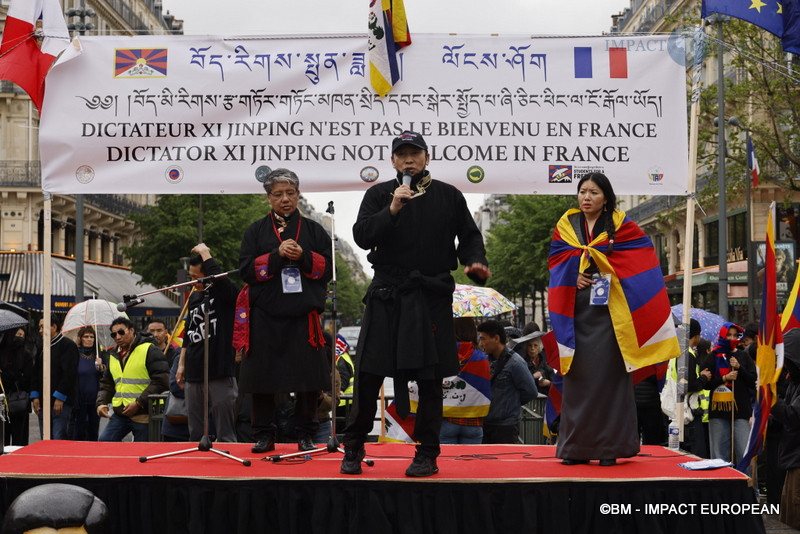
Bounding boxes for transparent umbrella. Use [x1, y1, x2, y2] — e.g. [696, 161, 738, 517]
[62, 298, 128, 349]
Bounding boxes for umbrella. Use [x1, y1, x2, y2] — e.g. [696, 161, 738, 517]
[62, 299, 128, 349]
[0, 300, 29, 320]
[0, 309, 28, 333]
[670, 304, 726, 341]
[452, 284, 517, 318]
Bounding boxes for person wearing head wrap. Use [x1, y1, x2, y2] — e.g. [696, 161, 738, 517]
[703, 322, 756, 471]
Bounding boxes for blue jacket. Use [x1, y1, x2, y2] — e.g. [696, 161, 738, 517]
[484, 347, 538, 426]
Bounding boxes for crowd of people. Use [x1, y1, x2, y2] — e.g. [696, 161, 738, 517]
[0, 131, 798, 520]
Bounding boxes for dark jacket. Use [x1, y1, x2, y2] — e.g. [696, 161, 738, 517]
[32, 333, 79, 405]
[484, 347, 538, 426]
[771, 328, 800, 470]
[184, 257, 238, 382]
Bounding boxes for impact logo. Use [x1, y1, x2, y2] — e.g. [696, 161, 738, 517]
[114, 48, 168, 78]
[165, 166, 184, 185]
[648, 166, 665, 184]
[549, 165, 573, 183]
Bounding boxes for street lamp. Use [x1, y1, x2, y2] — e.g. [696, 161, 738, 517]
[65, 4, 95, 304]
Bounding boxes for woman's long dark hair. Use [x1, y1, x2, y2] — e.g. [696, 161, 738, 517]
[577, 172, 617, 254]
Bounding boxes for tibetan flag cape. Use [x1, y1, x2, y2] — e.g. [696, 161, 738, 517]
[548, 208, 679, 375]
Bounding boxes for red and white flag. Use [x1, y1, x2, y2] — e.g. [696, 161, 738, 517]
[0, 0, 69, 112]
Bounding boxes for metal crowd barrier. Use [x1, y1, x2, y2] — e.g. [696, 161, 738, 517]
[519, 394, 551, 445]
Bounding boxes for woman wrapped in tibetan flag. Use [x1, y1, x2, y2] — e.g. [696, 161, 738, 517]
[548, 173, 679, 466]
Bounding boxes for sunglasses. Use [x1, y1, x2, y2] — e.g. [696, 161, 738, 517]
[111, 329, 127, 338]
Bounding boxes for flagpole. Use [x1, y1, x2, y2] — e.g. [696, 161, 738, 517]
[43, 194, 52, 441]
[678, 27, 706, 443]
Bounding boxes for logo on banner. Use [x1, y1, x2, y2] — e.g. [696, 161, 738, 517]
[165, 166, 184, 184]
[75, 165, 95, 184]
[648, 166, 665, 184]
[549, 165, 573, 183]
[467, 166, 485, 184]
[114, 48, 168, 78]
[360, 166, 379, 183]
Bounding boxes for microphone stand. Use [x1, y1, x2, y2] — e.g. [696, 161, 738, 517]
[138, 272, 250, 467]
[265, 201, 373, 469]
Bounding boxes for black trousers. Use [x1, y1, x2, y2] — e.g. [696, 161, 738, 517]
[251, 391, 319, 441]
[343, 372, 442, 458]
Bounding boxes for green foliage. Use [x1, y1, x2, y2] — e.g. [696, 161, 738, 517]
[484, 195, 574, 310]
[122, 194, 266, 288]
[696, 19, 800, 193]
[332, 253, 368, 324]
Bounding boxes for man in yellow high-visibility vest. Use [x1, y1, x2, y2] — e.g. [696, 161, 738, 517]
[96, 317, 169, 441]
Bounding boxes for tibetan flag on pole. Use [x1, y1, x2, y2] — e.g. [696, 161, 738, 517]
[747, 135, 760, 189]
[368, 0, 411, 97]
[0, 0, 70, 113]
[738, 203, 784, 471]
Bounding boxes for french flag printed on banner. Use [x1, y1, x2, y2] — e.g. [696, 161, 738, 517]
[0, 0, 69, 112]
[573, 46, 628, 79]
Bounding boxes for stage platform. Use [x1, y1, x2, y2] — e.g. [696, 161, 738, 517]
[0, 441, 765, 534]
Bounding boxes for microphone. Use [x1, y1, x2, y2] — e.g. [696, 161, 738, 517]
[401, 173, 412, 203]
[117, 298, 145, 312]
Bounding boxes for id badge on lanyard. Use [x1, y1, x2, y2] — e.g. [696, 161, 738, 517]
[281, 267, 302, 293]
[590, 273, 611, 306]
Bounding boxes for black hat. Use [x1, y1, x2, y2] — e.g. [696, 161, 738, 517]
[392, 131, 428, 153]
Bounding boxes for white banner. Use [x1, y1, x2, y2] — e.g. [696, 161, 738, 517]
[41, 34, 689, 195]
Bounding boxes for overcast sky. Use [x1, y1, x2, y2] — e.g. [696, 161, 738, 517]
[160, 0, 632, 273]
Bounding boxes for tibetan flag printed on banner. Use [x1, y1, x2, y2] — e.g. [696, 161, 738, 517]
[739, 203, 785, 472]
[573, 46, 627, 79]
[747, 135, 760, 189]
[368, 0, 411, 97]
[0, 0, 69, 112]
[114, 48, 168, 78]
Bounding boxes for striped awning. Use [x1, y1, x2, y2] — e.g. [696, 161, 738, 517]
[0, 252, 180, 315]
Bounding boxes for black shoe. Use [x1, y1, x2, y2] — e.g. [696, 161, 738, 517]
[599, 458, 617, 466]
[298, 437, 316, 451]
[561, 458, 590, 465]
[340, 446, 365, 475]
[405, 455, 439, 477]
[251, 439, 275, 453]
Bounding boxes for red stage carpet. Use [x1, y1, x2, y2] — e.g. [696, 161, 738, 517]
[0, 441, 764, 534]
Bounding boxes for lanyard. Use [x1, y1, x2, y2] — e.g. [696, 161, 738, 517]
[270, 213, 302, 243]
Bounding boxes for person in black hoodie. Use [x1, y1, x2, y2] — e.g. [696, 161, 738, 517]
[771, 327, 800, 529]
[0, 327, 34, 445]
[32, 314, 79, 440]
[176, 243, 239, 443]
